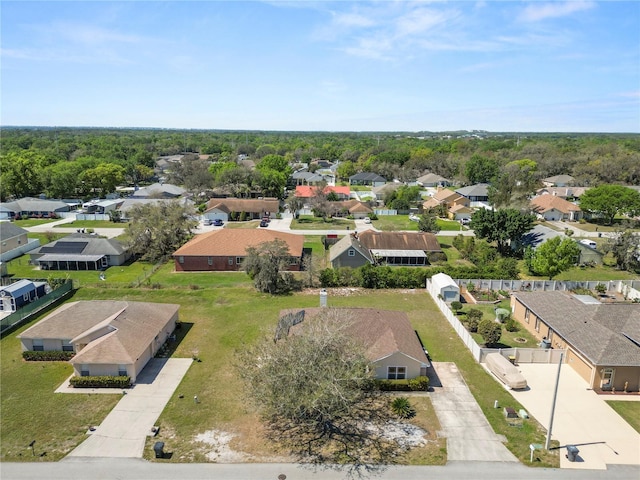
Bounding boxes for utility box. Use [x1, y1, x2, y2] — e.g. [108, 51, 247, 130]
[566, 445, 579, 462]
[153, 441, 165, 459]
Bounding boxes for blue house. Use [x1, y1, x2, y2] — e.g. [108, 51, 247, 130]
[0, 279, 47, 312]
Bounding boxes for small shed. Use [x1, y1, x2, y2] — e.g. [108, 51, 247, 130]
[0, 279, 47, 312]
[431, 273, 460, 302]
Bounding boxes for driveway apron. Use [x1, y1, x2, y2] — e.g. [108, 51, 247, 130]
[429, 362, 518, 462]
[65, 358, 192, 458]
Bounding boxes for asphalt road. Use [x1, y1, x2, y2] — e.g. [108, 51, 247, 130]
[2, 458, 638, 480]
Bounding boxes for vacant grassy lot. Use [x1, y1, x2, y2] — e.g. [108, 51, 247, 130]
[14, 219, 61, 227]
[65, 220, 124, 228]
[373, 215, 463, 232]
[606, 401, 640, 434]
[0, 281, 557, 467]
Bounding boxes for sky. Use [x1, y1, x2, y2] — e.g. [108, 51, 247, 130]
[1, 1, 639, 132]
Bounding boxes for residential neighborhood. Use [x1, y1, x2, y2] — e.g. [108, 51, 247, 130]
[1, 129, 639, 477]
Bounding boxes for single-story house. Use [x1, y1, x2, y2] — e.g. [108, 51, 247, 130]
[291, 171, 334, 186]
[455, 184, 490, 204]
[82, 199, 124, 214]
[448, 204, 474, 221]
[0, 197, 71, 219]
[335, 199, 373, 219]
[431, 273, 460, 302]
[417, 172, 451, 188]
[131, 183, 186, 199]
[18, 300, 179, 383]
[510, 291, 640, 392]
[542, 175, 575, 187]
[349, 173, 387, 187]
[0, 279, 47, 312]
[371, 183, 403, 202]
[330, 231, 442, 268]
[294, 185, 351, 201]
[173, 229, 304, 272]
[203, 197, 280, 222]
[30, 233, 131, 270]
[536, 186, 590, 200]
[281, 307, 430, 380]
[422, 188, 470, 211]
[530, 195, 582, 222]
[0, 222, 29, 251]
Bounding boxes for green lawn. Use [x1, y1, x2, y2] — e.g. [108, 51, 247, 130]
[605, 401, 640, 434]
[64, 220, 125, 228]
[291, 215, 355, 230]
[373, 215, 464, 232]
[14, 218, 62, 227]
[0, 284, 558, 466]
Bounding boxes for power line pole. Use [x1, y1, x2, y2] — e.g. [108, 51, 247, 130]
[545, 351, 564, 450]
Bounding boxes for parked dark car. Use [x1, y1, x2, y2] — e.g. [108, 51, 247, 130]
[259, 220, 269, 227]
[213, 219, 224, 226]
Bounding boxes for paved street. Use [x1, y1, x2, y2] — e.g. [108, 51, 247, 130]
[2, 458, 638, 480]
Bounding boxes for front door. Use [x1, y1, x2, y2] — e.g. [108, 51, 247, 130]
[601, 368, 615, 390]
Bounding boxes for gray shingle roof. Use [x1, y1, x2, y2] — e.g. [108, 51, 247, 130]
[455, 183, 489, 197]
[0, 222, 29, 240]
[349, 172, 387, 182]
[513, 291, 640, 366]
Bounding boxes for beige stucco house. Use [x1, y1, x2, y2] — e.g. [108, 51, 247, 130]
[282, 307, 430, 380]
[18, 300, 179, 383]
[510, 291, 640, 392]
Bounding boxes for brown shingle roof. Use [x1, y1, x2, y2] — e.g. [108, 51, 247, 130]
[173, 229, 304, 257]
[512, 291, 640, 366]
[530, 195, 581, 214]
[206, 197, 279, 214]
[282, 307, 429, 365]
[19, 301, 179, 365]
[357, 231, 441, 252]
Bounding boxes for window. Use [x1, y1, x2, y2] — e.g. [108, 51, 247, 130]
[62, 341, 74, 352]
[534, 317, 540, 332]
[387, 366, 406, 380]
[178, 256, 184, 264]
[23, 293, 30, 301]
[81, 365, 90, 376]
[118, 365, 127, 376]
[32, 339, 44, 351]
[524, 309, 530, 324]
[348, 249, 355, 257]
[228, 257, 234, 265]
[101, 257, 108, 268]
[208, 256, 213, 266]
[236, 257, 244, 265]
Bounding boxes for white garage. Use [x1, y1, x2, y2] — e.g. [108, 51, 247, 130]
[431, 273, 460, 302]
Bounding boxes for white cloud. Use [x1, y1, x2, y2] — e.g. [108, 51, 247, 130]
[518, 1, 596, 22]
[333, 12, 377, 28]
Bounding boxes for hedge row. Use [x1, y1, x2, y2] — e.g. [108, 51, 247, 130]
[69, 375, 131, 388]
[377, 376, 430, 391]
[319, 260, 519, 289]
[22, 350, 75, 361]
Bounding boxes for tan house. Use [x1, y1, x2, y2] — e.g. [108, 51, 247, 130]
[282, 307, 430, 380]
[203, 197, 280, 222]
[447, 204, 474, 221]
[530, 195, 582, 221]
[173, 228, 304, 272]
[0, 222, 29, 251]
[510, 291, 640, 392]
[423, 188, 470, 211]
[18, 301, 179, 383]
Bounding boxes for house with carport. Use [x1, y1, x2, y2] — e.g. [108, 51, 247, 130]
[18, 300, 179, 383]
[173, 229, 304, 272]
[510, 291, 640, 392]
[281, 307, 430, 380]
[203, 197, 280, 223]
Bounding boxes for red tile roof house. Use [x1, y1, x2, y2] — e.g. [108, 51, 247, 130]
[18, 300, 179, 383]
[203, 197, 280, 223]
[173, 229, 305, 272]
[281, 307, 430, 380]
[294, 185, 351, 201]
[530, 194, 582, 222]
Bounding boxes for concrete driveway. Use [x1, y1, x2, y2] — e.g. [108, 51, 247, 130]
[505, 363, 640, 470]
[429, 362, 518, 462]
[65, 358, 192, 458]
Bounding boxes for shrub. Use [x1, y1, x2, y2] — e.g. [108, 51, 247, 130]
[390, 397, 415, 419]
[69, 375, 131, 388]
[504, 316, 519, 332]
[22, 350, 75, 361]
[478, 319, 502, 346]
[408, 376, 429, 391]
[595, 283, 607, 295]
[465, 308, 483, 332]
[450, 301, 463, 313]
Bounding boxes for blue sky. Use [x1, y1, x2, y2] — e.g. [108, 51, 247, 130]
[2, 1, 639, 132]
